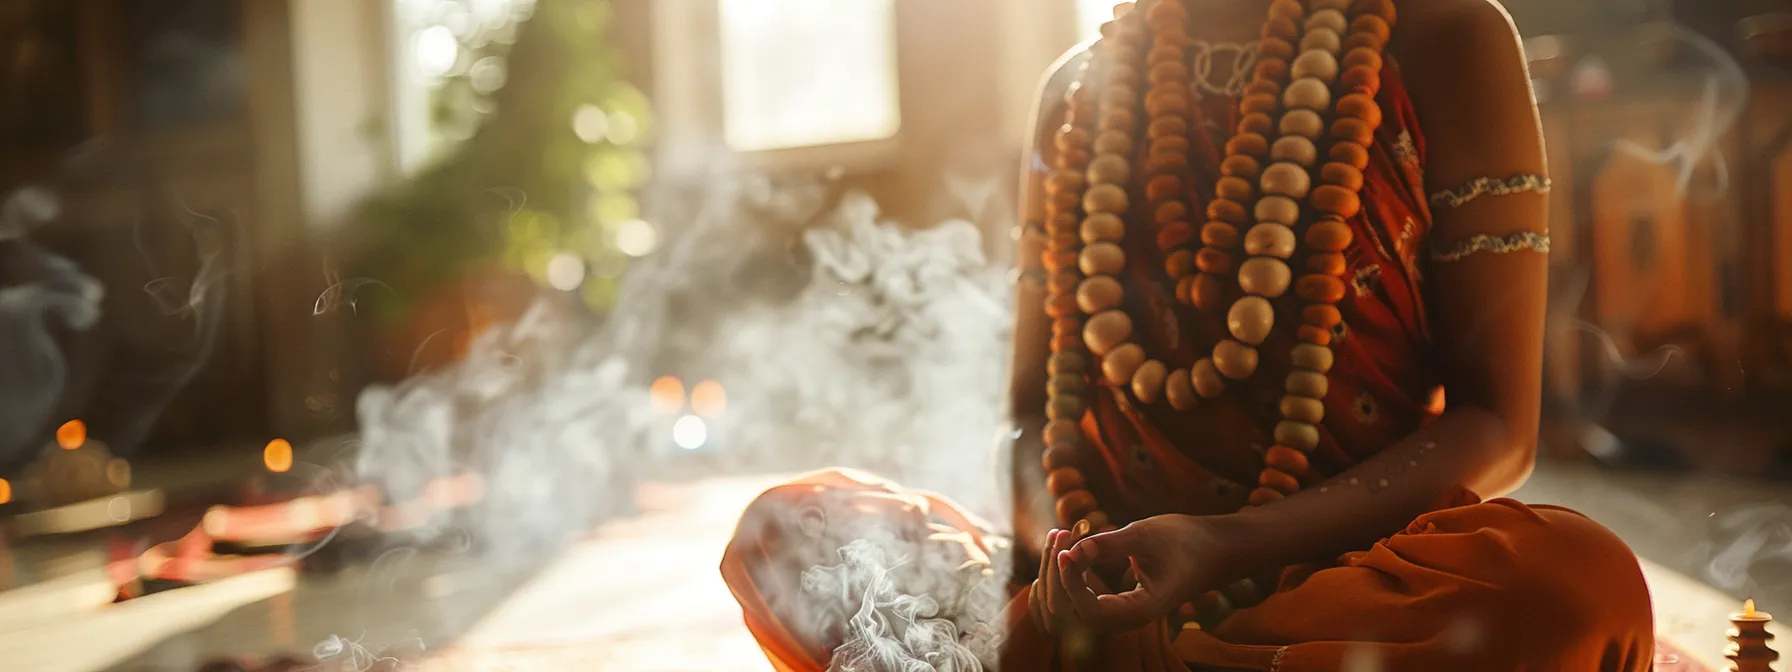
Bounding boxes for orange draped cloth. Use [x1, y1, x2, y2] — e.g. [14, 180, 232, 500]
[721, 58, 1655, 671]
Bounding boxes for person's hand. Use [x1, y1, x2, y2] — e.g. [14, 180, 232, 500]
[1030, 524, 1112, 636]
[1056, 513, 1233, 633]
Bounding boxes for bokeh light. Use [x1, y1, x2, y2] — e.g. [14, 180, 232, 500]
[546, 252, 587, 291]
[56, 420, 85, 450]
[672, 415, 708, 450]
[615, 219, 659, 257]
[692, 380, 727, 418]
[105, 459, 132, 489]
[415, 25, 461, 77]
[650, 376, 686, 415]
[264, 438, 294, 474]
[572, 105, 610, 143]
[0, 478, 11, 505]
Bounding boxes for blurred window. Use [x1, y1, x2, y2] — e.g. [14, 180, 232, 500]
[1077, 0, 1124, 43]
[715, 0, 901, 152]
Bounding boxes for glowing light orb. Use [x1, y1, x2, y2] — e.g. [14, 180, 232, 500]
[264, 438, 294, 473]
[692, 380, 727, 418]
[572, 105, 610, 143]
[546, 252, 586, 291]
[105, 459, 132, 488]
[0, 478, 11, 505]
[606, 111, 641, 145]
[672, 415, 708, 450]
[415, 25, 460, 77]
[56, 420, 86, 450]
[615, 219, 659, 257]
[650, 376, 686, 415]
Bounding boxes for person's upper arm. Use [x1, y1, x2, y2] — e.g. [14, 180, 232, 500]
[1400, 1, 1549, 484]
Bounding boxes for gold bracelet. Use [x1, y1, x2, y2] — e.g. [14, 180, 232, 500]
[1429, 174, 1551, 209]
[1429, 231, 1551, 263]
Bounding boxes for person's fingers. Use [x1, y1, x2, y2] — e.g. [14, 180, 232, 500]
[1036, 529, 1056, 587]
[1078, 582, 1165, 632]
[1065, 524, 1147, 571]
[1042, 529, 1064, 625]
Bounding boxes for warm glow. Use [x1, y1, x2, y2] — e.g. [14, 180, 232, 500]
[692, 380, 727, 418]
[1744, 599, 1756, 617]
[650, 376, 686, 415]
[264, 439, 294, 473]
[672, 415, 709, 450]
[0, 478, 11, 505]
[56, 420, 86, 450]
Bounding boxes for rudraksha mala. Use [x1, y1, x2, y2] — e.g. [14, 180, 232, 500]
[1038, 0, 1396, 615]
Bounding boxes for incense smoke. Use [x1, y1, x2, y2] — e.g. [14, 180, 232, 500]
[0, 187, 103, 470]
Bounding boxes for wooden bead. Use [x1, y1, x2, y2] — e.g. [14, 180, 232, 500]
[1249, 488, 1284, 506]
[1082, 213, 1126, 244]
[1266, 445, 1312, 475]
[1053, 316, 1083, 343]
[1042, 441, 1079, 471]
[1209, 199, 1249, 224]
[1226, 133, 1269, 158]
[1320, 162, 1365, 191]
[1297, 274, 1347, 303]
[1286, 371, 1330, 399]
[1043, 250, 1079, 274]
[1350, 15, 1392, 45]
[1279, 109, 1325, 139]
[1149, 61, 1190, 85]
[1276, 421, 1321, 451]
[1196, 247, 1234, 274]
[1245, 223, 1297, 259]
[1238, 257, 1293, 298]
[1337, 93, 1383, 129]
[1166, 368, 1198, 410]
[1093, 131, 1134, 156]
[1150, 135, 1191, 156]
[1084, 310, 1134, 355]
[1077, 276, 1125, 314]
[1055, 148, 1092, 170]
[1260, 162, 1312, 199]
[1146, 93, 1190, 117]
[1050, 190, 1082, 211]
[1132, 360, 1168, 403]
[1084, 184, 1130, 214]
[1099, 108, 1138, 133]
[1268, 0, 1304, 22]
[1083, 509, 1112, 532]
[1253, 58, 1290, 84]
[1291, 50, 1339, 84]
[1158, 222, 1196, 252]
[1103, 343, 1147, 386]
[1311, 0, 1351, 10]
[1146, 152, 1189, 175]
[1047, 468, 1088, 497]
[1244, 79, 1283, 97]
[1175, 274, 1197, 305]
[1048, 373, 1087, 397]
[1087, 154, 1131, 185]
[1047, 231, 1080, 253]
[1165, 249, 1198, 278]
[1304, 304, 1343, 329]
[1259, 468, 1301, 494]
[1047, 211, 1081, 235]
[1100, 84, 1138, 110]
[1254, 196, 1301, 226]
[1048, 353, 1086, 377]
[1148, 116, 1188, 139]
[1221, 155, 1262, 180]
[1281, 395, 1326, 424]
[1202, 221, 1242, 249]
[1343, 47, 1384, 73]
[1259, 38, 1296, 62]
[1305, 8, 1348, 34]
[1192, 358, 1227, 398]
[1341, 64, 1381, 94]
[1050, 327, 1082, 350]
[1330, 141, 1370, 170]
[1213, 340, 1260, 380]
[1055, 127, 1091, 152]
[1282, 77, 1332, 111]
[1147, 175, 1184, 201]
[1354, 0, 1397, 23]
[1146, 0, 1187, 23]
[1306, 218, 1353, 252]
[1190, 273, 1225, 310]
[1300, 28, 1342, 55]
[1048, 394, 1087, 421]
[1156, 201, 1190, 225]
[1271, 136, 1318, 166]
[1216, 176, 1255, 202]
[1080, 242, 1127, 276]
[1332, 118, 1375, 147]
[1312, 185, 1363, 218]
[1298, 324, 1333, 346]
[1147, 44, 1184, 65]
[1237, 112, 1275, 136]
[1056, 490, 1098, 524]
[1228, 296, 1276, 345]
[1047, 270, 1081, 295]
[1241, 93, 1280, 116]
[1262, 17, 1299, 41]
[1046, 169, 1086, 196]
[1291, 343, 1336, 373]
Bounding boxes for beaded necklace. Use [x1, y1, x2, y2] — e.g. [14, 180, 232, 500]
[1038, 0, 1398, 538]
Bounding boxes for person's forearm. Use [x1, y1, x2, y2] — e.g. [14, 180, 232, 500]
[1206, 406, 1534, 581]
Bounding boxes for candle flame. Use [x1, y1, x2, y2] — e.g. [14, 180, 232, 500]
[1744, 599, 1756, 617]
[56, 420, 86, 450]
[263, 438, 293, 473]
[0, 478, 11, 505]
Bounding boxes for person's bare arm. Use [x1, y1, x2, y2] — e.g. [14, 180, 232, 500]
[1062, 1, 1551, 627]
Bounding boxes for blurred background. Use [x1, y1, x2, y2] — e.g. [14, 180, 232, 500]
[0, 0, 1790, 670]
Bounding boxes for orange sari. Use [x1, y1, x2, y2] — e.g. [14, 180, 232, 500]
[722, 59, 1655, 671]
